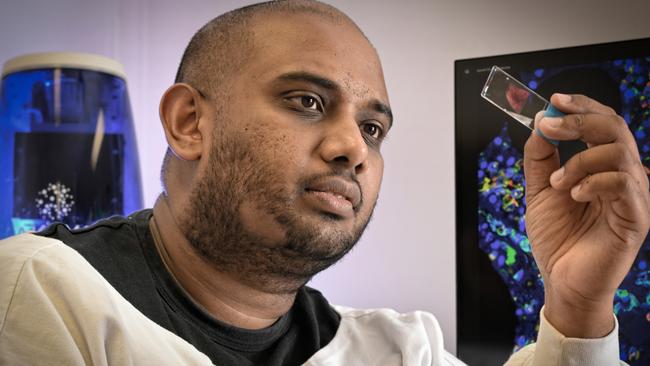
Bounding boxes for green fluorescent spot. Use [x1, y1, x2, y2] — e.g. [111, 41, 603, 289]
[506, 245, 517, 266]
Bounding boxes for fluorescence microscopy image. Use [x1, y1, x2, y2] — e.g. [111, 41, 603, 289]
[478, 128, 543, 351]
[477, 57, 650, 365]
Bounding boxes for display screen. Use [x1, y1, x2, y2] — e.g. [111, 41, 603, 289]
[455, 38, 650, 366]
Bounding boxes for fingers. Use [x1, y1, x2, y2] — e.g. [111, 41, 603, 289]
[537, 94, 640, 162]
[549, 143, 639, 191]
[538, 113, 633, 147]
[524, 115, 560, 198]
[549, 93, 617, 116]
[533, 93, 647, 195]
[525, 94, 649, 202]
[570, 172, 650, 237]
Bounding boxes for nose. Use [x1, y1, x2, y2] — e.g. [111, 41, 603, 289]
[318, 114, 368, 175]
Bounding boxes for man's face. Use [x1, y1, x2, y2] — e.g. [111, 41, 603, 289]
[180, 13, 391, 293]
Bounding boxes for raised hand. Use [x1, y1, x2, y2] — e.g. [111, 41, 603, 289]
[523, 93, 650, 338]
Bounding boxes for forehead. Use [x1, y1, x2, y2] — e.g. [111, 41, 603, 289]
[243, 13, 388, 102]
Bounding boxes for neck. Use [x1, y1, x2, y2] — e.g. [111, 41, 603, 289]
[150, 195, 297, 329]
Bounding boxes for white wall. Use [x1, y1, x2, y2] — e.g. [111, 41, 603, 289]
[1, 0, 648, 355]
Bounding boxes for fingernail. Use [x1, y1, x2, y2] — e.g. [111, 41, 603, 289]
[550, 167, 564, 183]
[543, 117, 562, 128]
[555, 93, 572, 103]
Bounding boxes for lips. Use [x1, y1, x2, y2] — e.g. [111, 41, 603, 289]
[305, 177, 361, 209]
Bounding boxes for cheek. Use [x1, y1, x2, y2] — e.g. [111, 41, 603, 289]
[362, 155, 384, 202]
[371, 152, 385, 182]
[260, 132, 305, 172]
[241, 122, 310, 186]
[241, 112, 300, 151]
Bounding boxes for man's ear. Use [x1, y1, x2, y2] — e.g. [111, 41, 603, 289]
[159, 83, 206, 161]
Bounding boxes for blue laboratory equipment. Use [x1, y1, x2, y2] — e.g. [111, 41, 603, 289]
[0, 52, 143, 238]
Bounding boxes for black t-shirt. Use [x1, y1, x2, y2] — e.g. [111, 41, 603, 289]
[36, 209, 340, 366]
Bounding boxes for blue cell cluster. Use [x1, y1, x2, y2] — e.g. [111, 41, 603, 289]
[615, 58, 650, 165]
[478, 57, 650, 364]
[611, 57, 650, 365]
[478, 127, 544, 352]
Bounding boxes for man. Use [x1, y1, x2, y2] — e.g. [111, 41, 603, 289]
[0, 1, 648, 365]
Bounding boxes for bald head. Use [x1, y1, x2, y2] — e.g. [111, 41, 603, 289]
[174, 0, 366, 99]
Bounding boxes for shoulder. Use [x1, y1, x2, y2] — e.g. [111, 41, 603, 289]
[36, 209, 152, 252]
[0, 232, 107, 312]
[31, 210, 154, 283]
[0, 233, 213, 365]
[0, 231, 65, 255]
[0, 233, 83, 282]
[0, 233, 106, 343]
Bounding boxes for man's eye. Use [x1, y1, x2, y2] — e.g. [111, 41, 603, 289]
[284, 93, 325, 114]
[362, 123, 383, 139]
[299, 95, 322, 111]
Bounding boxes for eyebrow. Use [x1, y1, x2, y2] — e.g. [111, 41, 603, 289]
[276, 71, 393, 129]
[371, 100, 393, 129]
[277, 71, 337, 91]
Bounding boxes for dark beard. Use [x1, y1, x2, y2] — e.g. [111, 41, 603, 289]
[178, 129, 373, 294]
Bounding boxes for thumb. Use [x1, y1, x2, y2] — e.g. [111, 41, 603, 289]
[524, 112, 560, 199]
